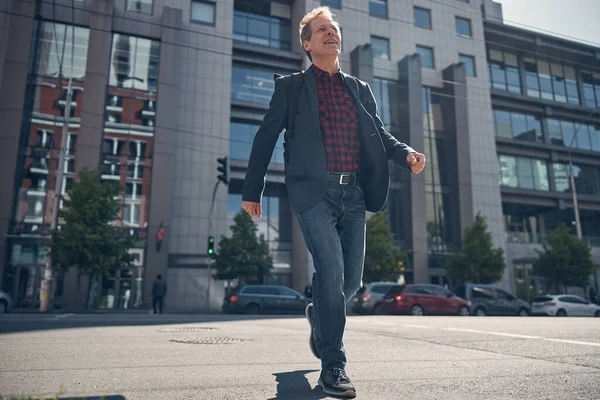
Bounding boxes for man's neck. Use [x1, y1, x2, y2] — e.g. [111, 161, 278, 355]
[312, 58, 340, 75]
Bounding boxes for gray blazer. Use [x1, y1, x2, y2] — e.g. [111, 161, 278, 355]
[242, 66, 415, 215]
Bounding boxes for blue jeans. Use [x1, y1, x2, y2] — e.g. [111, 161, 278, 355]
[296, 182, 366, 371]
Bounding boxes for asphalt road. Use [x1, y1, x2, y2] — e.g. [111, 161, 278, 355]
[0, 312, 599, 400]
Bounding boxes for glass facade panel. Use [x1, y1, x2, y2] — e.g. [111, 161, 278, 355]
[369, 0, 387, 19]
[126, 0, 152, 15]
[13, 22, 90, 235]
[230, 121, 284, 164]
[233, 1, 292, 50]
[321, 0, 341, 8]
[455, 17, 472, 37]
[414, 7, 431, 29]
[487, 49, 520, 93]
[459, 54, 476, 76]
[231, 66, 276, 104]
[493, 109, 542, 143]
[191, 1, 216, 25]
[493, 110, 511, 139]
[498, 155, 548, 191]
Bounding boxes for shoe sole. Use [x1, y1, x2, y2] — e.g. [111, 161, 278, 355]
[305, 304, 321, 359]
[318, 377, 356, 398]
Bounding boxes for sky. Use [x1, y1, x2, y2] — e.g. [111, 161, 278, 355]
[497, 0, 600, 46]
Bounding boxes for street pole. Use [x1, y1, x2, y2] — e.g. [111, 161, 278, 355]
[567, 150, 582, 239]
[39, 77, 72, 312]
[206, 180, 221, 310]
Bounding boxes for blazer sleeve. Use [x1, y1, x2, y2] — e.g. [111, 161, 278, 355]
[362, 81, 416, 170]
[242, 77, 288, 203]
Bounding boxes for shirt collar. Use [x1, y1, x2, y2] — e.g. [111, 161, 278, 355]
[312, 64, 342, 79]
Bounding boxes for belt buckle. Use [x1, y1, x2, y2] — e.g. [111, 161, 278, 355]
[339, 173, 351, 185]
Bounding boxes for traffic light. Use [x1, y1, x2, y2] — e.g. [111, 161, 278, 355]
[217, 156, 230, 185]
[207, 236, 215, 257]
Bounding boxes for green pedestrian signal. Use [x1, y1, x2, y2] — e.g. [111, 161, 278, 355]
[207, 236, 215, 256]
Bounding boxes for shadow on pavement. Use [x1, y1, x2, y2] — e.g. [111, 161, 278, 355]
[268, 369, 327, 400]
[0, 313, 306, 335]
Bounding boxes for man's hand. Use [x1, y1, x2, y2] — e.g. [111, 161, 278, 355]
[242, 201, 262, 218]
[407, 152, 426, 174]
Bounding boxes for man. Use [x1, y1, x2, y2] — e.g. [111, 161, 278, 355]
[152, 274, 167, 314]
[241, 6, 425, 398]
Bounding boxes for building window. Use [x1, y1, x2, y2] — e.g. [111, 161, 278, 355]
[371, 36, 390, 60]
[547, 118, 599, 151]
[581, 71, 600, 108]
[321, 0, 341, 8]
[553, 163, 600, 195]
[372, 78, 400, 129]
[416, 45, 434, 69]
[233, 0, 292, 50]
[455, 17, 472, 37]
[414, 7, 431, 29]
[191, 1, 216, 26]
[369, 0, 387, 19]
[493, 109, 543, 143]
[498, 155, 549, 191]
[488, 49, 520, 94]
[228, 192, 291, 267]
[231, 66, 278, 104]
[458, 54, 476, 76]
[230, 121, 284, 164]
[126, 0, 152, 15]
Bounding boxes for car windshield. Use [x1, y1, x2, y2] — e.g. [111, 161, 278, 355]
[532, 296, 553, 303]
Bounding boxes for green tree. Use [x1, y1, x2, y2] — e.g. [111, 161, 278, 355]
[363, 211, 408, 283]
[49, 168, 138, 305]
[445, 212, 506, 284]
[534, 225, 594, 293]
[214, 211, 273, 285]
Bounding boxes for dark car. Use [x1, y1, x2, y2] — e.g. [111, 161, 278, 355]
[351, 282, 403, 314]
[453, 284, 530, 316]
[222, 284, 310, 315]
[380, 284, 471, 316]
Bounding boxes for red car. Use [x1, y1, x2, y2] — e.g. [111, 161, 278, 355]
[380, 284, 471, 316]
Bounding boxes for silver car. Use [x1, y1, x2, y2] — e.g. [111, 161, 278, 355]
[531, 294, 600, 317]
[0, 290, 12, 313]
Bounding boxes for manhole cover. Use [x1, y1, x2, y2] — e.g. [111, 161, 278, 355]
[158, 327, 216, 333]
[170, 337, 244, 344]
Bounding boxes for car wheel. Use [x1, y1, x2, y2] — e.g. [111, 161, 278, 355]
[556, 309, 567, 317]
[517, 308, 529, 317]
[0, 300, 6, 314]
[410, 304, 424, 316]
[474, 307, 486, 316]
[373, 304, 384, 315]
[594, 310, 600, 318]
[458, 306, 470, 316]
[244, 303, 260, 315]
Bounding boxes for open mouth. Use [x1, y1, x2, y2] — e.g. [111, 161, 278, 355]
[324, 40, 337, 45]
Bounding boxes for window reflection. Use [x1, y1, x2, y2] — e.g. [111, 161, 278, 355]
[372, 78, 400, 129]
[493, 109, 542, 143]
[498, 155, 549, 191]
[553, 162, 600, 195]
[234, 0, 292, 50]
[230, 121, 284, 164]
[231, 66, 276, 104]
[13, 22, 89, 235]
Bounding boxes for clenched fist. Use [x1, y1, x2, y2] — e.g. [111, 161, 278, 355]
[242, 201, 262, 218]
[407, 152, 426, 174]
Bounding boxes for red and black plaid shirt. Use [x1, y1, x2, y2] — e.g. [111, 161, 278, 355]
[313, 65, 360, 173]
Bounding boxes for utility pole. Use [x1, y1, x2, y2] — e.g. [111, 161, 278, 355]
[39, 77, 73, 312]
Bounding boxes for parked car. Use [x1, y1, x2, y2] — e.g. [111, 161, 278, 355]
[531, 294, 600, 317]
[351, 282, 402, 314]
[0, 290, 12, 313]
[222, 284, 310, 315]
[380, 284, 471, 316]
[453, 284, 530, 316]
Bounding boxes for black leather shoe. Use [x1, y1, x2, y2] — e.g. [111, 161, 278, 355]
[318, 368, 356, 398]
[305, 303, 321, 359]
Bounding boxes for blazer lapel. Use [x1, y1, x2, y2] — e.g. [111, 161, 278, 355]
[341, 72, 377, 134]
[304, 68, 320, 131]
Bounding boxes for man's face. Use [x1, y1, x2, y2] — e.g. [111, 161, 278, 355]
[303, 16, 341, 60]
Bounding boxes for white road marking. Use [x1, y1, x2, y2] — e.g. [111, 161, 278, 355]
[402, 324, 434, 329]
[442, 327, 600, 347]
[374, 321, 396, 326]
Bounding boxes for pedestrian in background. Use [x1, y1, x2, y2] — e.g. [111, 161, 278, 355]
[152, 274, 167, 314]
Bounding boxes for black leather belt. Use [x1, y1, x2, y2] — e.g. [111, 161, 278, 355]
[327, 171, 359, 186]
